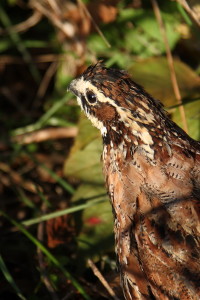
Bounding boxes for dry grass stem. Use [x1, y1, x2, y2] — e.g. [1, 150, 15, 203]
[77, 0, 111, 48]
[12, 127, 78, 144]
[152, 0, 189, 133]
[174, 0, 200, 27]
[0, 54, 68, 64]
[0, 162, 38, 193]
[30, 0, 75, 38]
[46, 0, 61, 16]
[36, 61, 58, 100]
[0, 10, 42, 34]
[87, 259, 120, 300]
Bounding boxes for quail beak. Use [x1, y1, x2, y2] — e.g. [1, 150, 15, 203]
[68, 79, 78, 96]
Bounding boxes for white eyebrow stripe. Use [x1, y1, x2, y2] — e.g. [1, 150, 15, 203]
[73, 77, 155, 160]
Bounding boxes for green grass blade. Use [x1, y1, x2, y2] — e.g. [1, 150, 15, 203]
[35, 185, 52, 208]
[0, 254, 27, 300]
[0, 4, 41, 82]
[12, 94, 72, 136]
[22, 197, 105, 226]
[17, 187, 37, 209]
[36, 94, 71, 128]
[0, 210, 91, 300]
[38, 163, 75, 194]
[30, 156, 75, 194]
[176, 3, 192, 26]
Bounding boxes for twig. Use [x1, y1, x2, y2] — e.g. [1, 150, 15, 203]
[77, 0, 111, 48]
[0, 162, 38, 194]
[12, 127, 78, 144]
[87, 259, 120, 300]
[174, 0, 200, 27]
[61, 291, 74, 300]
[46, 0, 61, 16]
[0, 10, 42, 34]
[0, 54, 75, 64]
[30, 0, 75, 38]
[151, 0, 188, 133]
[36, 61, 58, 100]
[37, 205, 59, 300]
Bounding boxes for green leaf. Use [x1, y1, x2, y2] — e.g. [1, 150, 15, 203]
[129, 57, 200, 106]
[128, 57, 200, 139]
[118, 7, 143, 22]
[124, 10, 180, 57]
[87, 34, 108, 54]
[72, 184, 113, 259]
[172, 99, 200, 140]
[64, 116, 104, 184]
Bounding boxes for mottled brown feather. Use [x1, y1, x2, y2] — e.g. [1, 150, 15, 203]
[69, 63, 200, 300]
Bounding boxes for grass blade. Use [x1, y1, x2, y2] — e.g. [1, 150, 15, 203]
[0, 254, 27, 300]
[36, 161, 75, 194]
[12, 94, 71, 136]
[22, 197, 105, 226]
[0, 210, 91, 300]
[0, 4, 40, 82]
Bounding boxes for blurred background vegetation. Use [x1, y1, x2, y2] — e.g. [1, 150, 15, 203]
[0, 0, 200, 299]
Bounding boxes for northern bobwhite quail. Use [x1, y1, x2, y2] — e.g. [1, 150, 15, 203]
[69, 63, 200, 300]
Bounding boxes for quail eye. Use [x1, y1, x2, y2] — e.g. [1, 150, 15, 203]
[86, 91, 97, 104]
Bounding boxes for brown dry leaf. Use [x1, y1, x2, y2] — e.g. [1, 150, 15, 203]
[64, 2, 91, 36]
[88, 0, 118, 24]
[46, 214, 74, 248]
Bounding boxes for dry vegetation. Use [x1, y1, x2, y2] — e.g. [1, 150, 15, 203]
[0, 1, 199, 299]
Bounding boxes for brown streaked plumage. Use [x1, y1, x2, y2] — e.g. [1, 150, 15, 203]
[69, 63, 200, 300]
